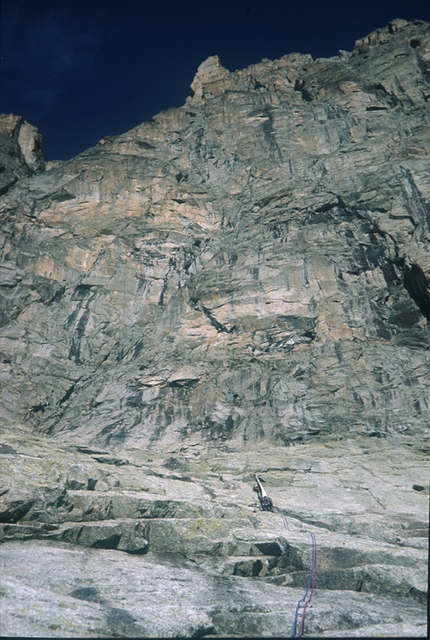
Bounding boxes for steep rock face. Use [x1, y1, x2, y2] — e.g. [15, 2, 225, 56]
[1, 20, 429, 639]
[0, 114, 45, 195]
[1, 19, 430, 453]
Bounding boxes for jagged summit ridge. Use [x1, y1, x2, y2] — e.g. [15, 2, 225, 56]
[187, 18, 425, 105]
[0, 20, 429, 452]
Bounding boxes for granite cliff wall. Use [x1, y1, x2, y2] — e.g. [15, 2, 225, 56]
[1, 19, 430, 453]
[0, 20, 429, 638]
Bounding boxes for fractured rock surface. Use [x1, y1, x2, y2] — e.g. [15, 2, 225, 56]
[0, 18, 429, 638]
[0, 114, 45, 196]
[0, 427, 428, 637]
[0, 19, 429, 449]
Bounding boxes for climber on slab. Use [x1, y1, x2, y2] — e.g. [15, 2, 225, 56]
[253, 471, 273, 511]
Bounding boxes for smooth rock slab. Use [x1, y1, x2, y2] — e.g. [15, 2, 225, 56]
[0, 427, 428, 636]
[0, 540, 427, 638]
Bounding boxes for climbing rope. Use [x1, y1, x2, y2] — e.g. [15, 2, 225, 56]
[250, 472, 318, 638]
[281, 513, 289, 530]
[291, 531, 317, 638]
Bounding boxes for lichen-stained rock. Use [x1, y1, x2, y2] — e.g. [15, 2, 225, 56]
[0, 426, 428, 637]
[1, 21, 430, 452]
[0, 541, 427, 638]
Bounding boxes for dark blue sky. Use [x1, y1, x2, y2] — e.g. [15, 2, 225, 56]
[1, 0, 429, 161]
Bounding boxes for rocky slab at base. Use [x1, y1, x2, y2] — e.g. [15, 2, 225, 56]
[0, 426, 428, 637]
[0, 542, 426, 638]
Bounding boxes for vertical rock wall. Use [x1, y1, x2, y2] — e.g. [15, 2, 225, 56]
[0, 20, 429, 450]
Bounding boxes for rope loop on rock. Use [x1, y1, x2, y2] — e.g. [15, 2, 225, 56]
[291, 531, 317, 638]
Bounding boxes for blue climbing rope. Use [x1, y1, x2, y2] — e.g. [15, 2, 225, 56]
[249, 474, 317, 637]
[291, 531, 317, 638]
